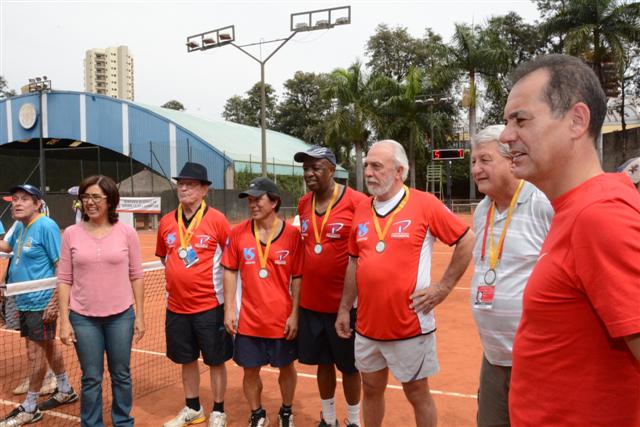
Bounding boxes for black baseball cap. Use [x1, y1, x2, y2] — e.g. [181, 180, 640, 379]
[9, 184, 42, 200]
[294, 145, 337, 166]
[239, 177, 281, 198]
[173, 162, 212, 185]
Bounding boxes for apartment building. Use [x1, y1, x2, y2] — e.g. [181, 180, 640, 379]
[84, 45, 134, 101]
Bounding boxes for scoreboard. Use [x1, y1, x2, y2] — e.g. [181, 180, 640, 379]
[432, 149, 465, 160]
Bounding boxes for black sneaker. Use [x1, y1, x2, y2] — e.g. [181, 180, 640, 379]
[344, 420, 360, 427]
[278, 409, 294, 427]
[0, 405, 43, 426]
[249, 409, 269, 427]
[318, 414, 338, 427]
[38, 387, 78, 411]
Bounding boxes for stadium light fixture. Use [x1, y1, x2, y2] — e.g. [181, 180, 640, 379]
[186, 6, 351, 177]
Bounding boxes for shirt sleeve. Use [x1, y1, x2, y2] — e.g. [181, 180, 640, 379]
[425, 193, 469, 246]
[6, 223, 20, 249]
[573, 201, 640, 338]
[126, 225, 144, 280]
[221, 226, 239, 270]
[42, 220, 61, 265]
[57, 229, 73, 285]
[291, 228, 304, 278]
[155, 219, 167, 258]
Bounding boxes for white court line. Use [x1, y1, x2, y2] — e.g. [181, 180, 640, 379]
[0, 399, 81, 422]
[1, 332, 477, 401]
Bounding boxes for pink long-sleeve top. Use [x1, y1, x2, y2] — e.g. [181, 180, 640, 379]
[58, 221, 144, 317]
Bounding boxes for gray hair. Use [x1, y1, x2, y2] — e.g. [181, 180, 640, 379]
[372, 139, 409, 181]
[471, 125, 511, 158]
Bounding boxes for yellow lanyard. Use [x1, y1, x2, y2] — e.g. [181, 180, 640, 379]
[311, 183, 340, 245]
[177, 201, 205, 249]
[16, 214, 44, 260]
[253, 218, 280, 270]
[484, 180, 525, 269]
[371, 186, 410, 243]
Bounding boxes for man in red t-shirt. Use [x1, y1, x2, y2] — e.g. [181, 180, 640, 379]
[336, 141, 474, 427]
[155, 162, 233, 427]
[501, 54, 640, 426]
[222, 177, 303, 427]
[294, 146, 368, 427]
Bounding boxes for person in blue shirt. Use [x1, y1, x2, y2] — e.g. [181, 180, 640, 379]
[0, 185, 77, 427]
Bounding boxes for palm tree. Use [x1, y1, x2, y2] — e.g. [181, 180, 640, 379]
[447, 23, 510, 199]
[324, 62, 382, 192]
[542, 0, 640, 85]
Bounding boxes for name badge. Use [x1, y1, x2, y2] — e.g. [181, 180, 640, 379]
[182, 245, 199, 269]
[474, 285, 495, 309]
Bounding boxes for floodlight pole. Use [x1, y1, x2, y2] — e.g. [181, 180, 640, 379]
[28, 77, 52, 195]
[186, 6, 351, 178]
[230, 33, 296, 176]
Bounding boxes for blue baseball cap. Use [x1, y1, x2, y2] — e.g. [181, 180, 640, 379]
[294, 145, 337, 166]
[9, 184, 42, 199]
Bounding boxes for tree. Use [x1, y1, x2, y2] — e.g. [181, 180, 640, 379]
[0, 76, 16, 99]
[221, 82, 277, 127]
[161, 100, 185, 111]
[366, 24, 430, 82]
[541, 0, 640, 93]
[447, 23, 511, 198]
[273, 71, 331, 145]
[324, 62, 383, 192]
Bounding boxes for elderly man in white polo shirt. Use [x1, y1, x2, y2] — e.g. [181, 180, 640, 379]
[469, 125, 553, 427]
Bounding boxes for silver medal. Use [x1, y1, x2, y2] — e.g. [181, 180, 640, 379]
[177, 248, 188, 259]
[313, 243, 323, 255]
[258, 268, 269, 279]
[484, 268, 497, 285]
[375, 240, 386, 253]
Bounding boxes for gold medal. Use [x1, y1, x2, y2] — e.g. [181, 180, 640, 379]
[371, 186, 410, 254]
[254, 219, 279, 280]
[311, 184, 340, 254]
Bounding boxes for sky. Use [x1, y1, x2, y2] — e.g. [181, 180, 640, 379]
[1, 0, 542, 120]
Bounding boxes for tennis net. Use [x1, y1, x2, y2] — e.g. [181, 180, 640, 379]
[0, 260, 186, 425]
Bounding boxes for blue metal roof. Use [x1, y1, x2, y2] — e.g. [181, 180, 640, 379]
[0, 91, 347, 188]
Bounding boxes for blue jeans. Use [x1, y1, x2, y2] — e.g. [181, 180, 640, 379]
[70, 306, 135, 427]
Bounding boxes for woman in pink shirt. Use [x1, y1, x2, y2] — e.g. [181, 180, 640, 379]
[57, 175, 145, 427]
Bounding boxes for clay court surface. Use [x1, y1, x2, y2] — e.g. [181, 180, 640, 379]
[2, 214, 482, 426]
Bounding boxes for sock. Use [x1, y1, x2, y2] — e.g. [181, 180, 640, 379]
[347, 403, 361, 425]
[23, 391, 39, 413]
[280, 404, 292, 416]
[213, 401, 224, 413]
[320, 398, 336, 423]
[56, 373, 71, 393]
[186, 397, 200, 412]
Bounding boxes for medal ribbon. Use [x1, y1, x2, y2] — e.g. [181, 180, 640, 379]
[371, 186, 410, 244]
[177, 201, 206, 250]
[254, 218, 280, 270]
[16, 214, 44, 260]
[480, 180, 525, 269]
[311, 183, 340, 245]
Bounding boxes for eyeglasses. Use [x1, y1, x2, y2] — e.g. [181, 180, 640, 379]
[79, 193, 107, 203]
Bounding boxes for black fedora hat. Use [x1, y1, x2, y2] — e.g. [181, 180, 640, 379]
[173, 162, 212, 186]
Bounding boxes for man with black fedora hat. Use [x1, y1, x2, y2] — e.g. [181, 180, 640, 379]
[294, 145, 367, 427]
[222, 177, 303, 427]
[156, 162, 233, 427]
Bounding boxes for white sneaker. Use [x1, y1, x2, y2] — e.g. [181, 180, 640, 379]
[164, 406, 206, 427]
[0, 406, 43, 427]
[208, 411, 227, 427]
[40, 371, 57, 395]
[11, 379, 29, 395]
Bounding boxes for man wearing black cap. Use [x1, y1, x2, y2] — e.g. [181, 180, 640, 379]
[155, 163, 233, 427]
[293, 146, 367, 427]
[222, 177, 303, 427]
[0, 185, 76, 426]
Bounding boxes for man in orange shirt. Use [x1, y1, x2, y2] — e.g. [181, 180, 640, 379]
[336, 141, 474, 427]
[501, 54, 640, 426]
[156, 162, 233, 427]
[294, 146, 367, 427]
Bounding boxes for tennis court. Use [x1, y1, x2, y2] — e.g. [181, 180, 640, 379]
[1, 214, 482, 426]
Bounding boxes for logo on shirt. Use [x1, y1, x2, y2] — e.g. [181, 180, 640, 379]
[243, 247, 256, 264]
[326, 223, 344, 239]
[274, 250, 289, 265]
[166, 233, 176, 247]
[391, 219, 411, 239]
[194, 234, 210, 249]
[300, 219, 309, 235]
[356, 222, 369, 241]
